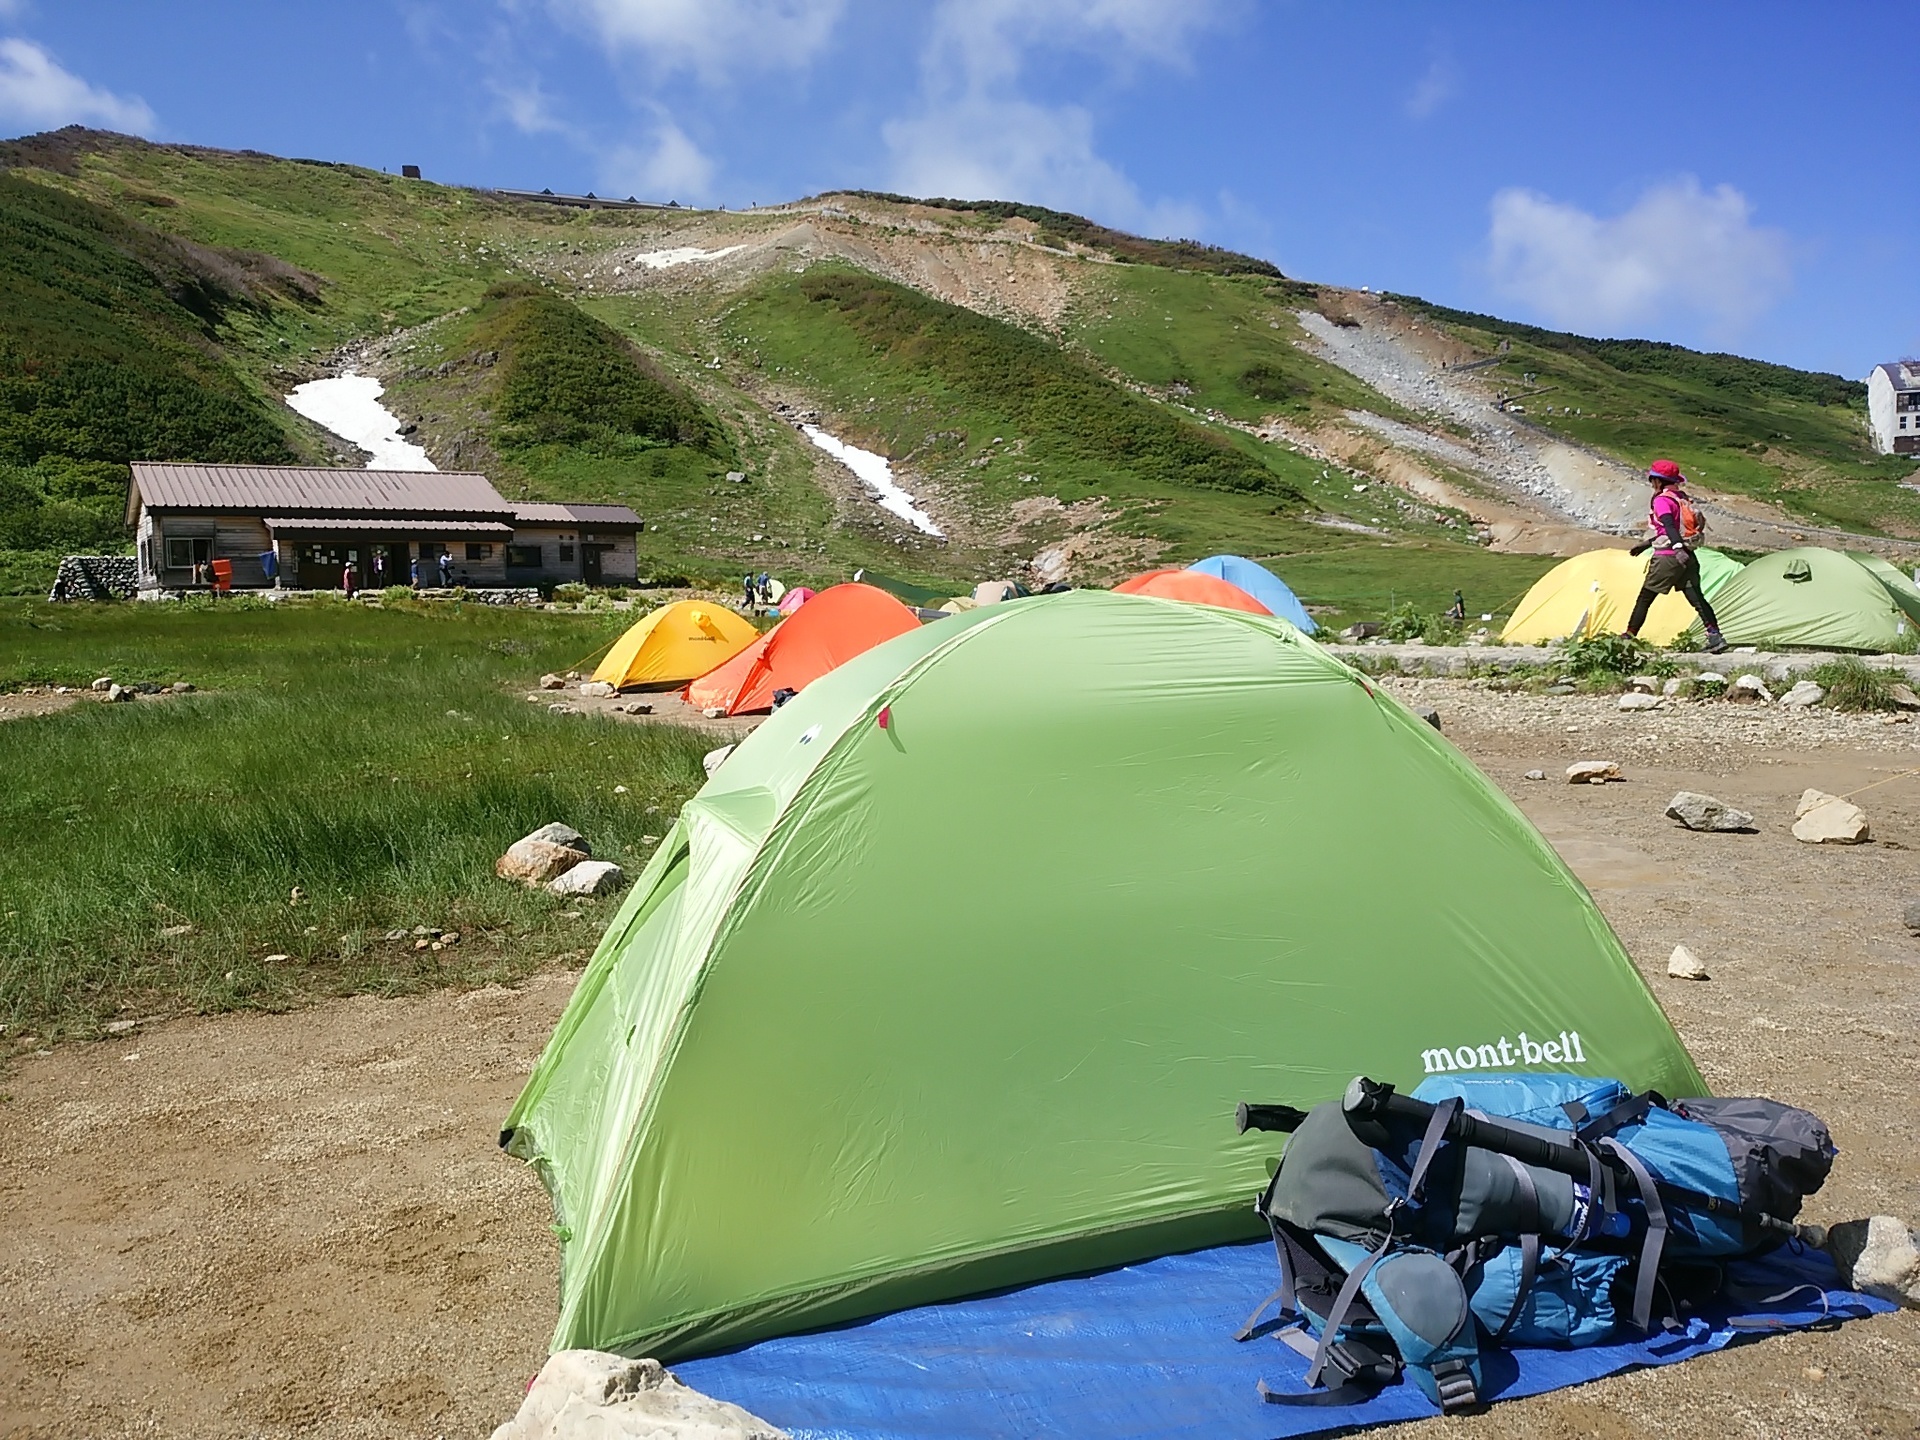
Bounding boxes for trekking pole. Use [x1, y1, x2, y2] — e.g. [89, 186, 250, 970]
[1337, 1078, 1827, 1249]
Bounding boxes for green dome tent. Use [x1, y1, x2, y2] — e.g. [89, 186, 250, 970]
[1684, 546, 1920, 651]
[503, 591, 1701, 1360]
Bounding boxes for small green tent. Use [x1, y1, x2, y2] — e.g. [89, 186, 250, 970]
[503, 591, 1700, 1360]
[1686, 546, 1920, 651]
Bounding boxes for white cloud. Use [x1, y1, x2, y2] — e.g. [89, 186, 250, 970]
[1486, 177, 1792, 335]
[492, 77, 574, 138]
[1405, 54, 1455, 120]
[884, 0, 1223, 231]
[0, 36, 156, 134]
[601, 118, 714, 203]
[551, 0, 846, 81]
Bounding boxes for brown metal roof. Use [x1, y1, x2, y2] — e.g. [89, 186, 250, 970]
[264, 517, 514, 537]
[512, 502, 643, 528]
[129, 464, 513, 523]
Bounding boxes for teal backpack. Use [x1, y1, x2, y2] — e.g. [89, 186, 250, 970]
[1235, 1074, 1835, 1413]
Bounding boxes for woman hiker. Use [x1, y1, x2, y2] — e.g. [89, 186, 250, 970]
[1625, 458, 1727, 654]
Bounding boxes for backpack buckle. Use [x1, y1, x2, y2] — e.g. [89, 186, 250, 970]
[1430, 1357, 1478, 1413]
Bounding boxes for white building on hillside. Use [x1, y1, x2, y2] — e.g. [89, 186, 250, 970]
[1869, 361, 1920, 456]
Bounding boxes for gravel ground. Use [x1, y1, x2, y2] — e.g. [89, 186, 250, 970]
[2, 690, 1917, 1439]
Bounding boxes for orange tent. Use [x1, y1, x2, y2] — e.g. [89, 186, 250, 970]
[1113, 568, 1272, 615]
[684, 626, 775, 711]
[682, 583, 921, 715]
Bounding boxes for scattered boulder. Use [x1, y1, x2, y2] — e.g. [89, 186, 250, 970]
[549, 703, 582, 716]
[1340, 622, 1383, 642]
[1728, 675, 1772, 703]
[1524, 769, 1546, 781]
[525, 823, 589, 853]
[1662, 677, 1685, 698]
[489, 1350, 787, 1440]
[1626, 675, 1659, 694]
[579, 681, 617, 698]
[1666, 945, 1710, 980]
[1566, 760, 1621, 785]
[1693, 672, 1727, 690]
[1889, 683, 1920, 711]
[703, 743, 736, 777]
[1792, 789, 1870, 845]
[169, 681, 194, 694]
[1904, 898, 1920, 935]
[547, 860, 628, 897]
[1826, 1216, 1920, 1309]
[1617, 693, 1661, 712]
[90, 677, 112, 692]
[1545, 682, 1576, 696]
[1416, 707, 1441, 731]
[497, 825, 590, 885]
[106, 683, 134, 703]
[539, 673, 566, 690]
[1780, 680, 1825, 709]
[104, 1018, 141, 1035]
[702, 707, 727, 719]
[1665, 791, 1754, 833]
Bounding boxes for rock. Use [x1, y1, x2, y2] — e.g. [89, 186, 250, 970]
[1667, 945, 1710, 980]
[443, 932, 460, 945]
[524, 823, 589, 853]
[703, 743, 736, 777]
[1904, 898, 1920, 935]
[1665, 791, 1754, 832]
[1662, 677, 1685, 697]
[1545, 682, 1576, 696]
[1728, 675, 1773, 703]
[1339, 622, 1382, 642]
[261, 954, 290, 965]
[1693, 672, 1726, 688]
[1792, 790, 1870, 845]
[1617, 693, 1661, 712]
[1826, 1216, 1920, 1309]
[105, 1018, 141, 1035]
[1566, 760, 1620, 784]
[383, 929, 409, 942]
[726, 470, 749, 483]
[549, 703, 582, 715]
[547, 860, 628, 896]
[1416, 707, 1441, 731]
[488, 1349, 787, 1440]
[1627, 674, 1659, 693]
[579, 681, 617, 698]
[169, 681, 194, 693]
[629, 702, 653, 715]
[1889, 682, 1920, 711]
[159, 923, 194, 938]
[613, 784, 629, 794]
[497, 838, 589, 885]
[1524, 769, 1546, 781]
[90, 677, 112, 691]
[1780, 680, 1825, 709]
[702, 707, 727, 719]
[106, 683, 134, 702]
[539, 673, 566, 690]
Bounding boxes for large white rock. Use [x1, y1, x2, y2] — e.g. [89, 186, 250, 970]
[1566, 760, 1620, 785]
[547, 859, 627, 896]
[1889, 682, 1920, 711]
[525, 823, 589, 853]
[703, 743, 736, 776]
[1792, 790, 1870, 845]
[491, 1351, 787, 1440]
[1780, 680, 1825, 709]
[1826, 1216, 1920, 1309]
[1728, 674, 1773, 703]
[1665, 791, 1754, 832]
[579, 680, 618, 698]
[1617, 693, 1661, 712]
[1667, 945, 1709, 980]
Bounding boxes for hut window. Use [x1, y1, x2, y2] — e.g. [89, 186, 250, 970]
[558, 544, 575, 561]
[466, 542, 494, 561]
[506, 545, 542, 567]
[165, 536, 211, 569]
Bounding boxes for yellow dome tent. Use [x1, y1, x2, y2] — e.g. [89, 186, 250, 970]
[592, 601, 760, 689]
[1502, 548, 1741, 646]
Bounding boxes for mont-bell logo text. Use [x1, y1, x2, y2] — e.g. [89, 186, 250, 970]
[1421, 1030, 1587, 1075]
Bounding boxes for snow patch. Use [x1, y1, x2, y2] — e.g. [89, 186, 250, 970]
[285, 373, 434, 470]
[632, 245, 747, 270]
[800, 425, 943, 537]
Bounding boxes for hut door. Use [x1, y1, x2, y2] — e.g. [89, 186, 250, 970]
[582, 544, 604, 583]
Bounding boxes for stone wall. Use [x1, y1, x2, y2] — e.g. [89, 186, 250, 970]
[49, 555, 138, 601]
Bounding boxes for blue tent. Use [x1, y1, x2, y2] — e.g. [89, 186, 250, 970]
[1187, 555, 1317, 633]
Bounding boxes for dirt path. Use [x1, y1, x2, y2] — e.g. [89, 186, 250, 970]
[3, 692, 1918, 1438]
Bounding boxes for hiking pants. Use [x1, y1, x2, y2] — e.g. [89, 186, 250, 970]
[1627, 551, 1718, 636]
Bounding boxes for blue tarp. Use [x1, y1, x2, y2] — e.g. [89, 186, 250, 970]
[675, 1240, 1888, 1440]
[1187, 555, 1318, 634]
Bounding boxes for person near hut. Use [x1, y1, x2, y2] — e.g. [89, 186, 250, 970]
[437, 550, 453, 588]
[342, 557, 359, 598]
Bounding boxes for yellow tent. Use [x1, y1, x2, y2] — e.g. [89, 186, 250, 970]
[592, 600, 760, 688]
[1502, 548, 1741, 646]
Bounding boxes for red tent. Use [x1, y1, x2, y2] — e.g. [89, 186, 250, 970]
[1113, 568, 1271, 615]
[682, 583, 920, 715]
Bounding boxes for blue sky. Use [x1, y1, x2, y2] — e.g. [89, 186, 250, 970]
[2, 1, 1912, 378]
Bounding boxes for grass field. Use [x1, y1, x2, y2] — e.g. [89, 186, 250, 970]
[0, 596, 713, 1041]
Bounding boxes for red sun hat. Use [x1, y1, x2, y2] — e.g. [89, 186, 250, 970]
[1647, 458, 1684, 483]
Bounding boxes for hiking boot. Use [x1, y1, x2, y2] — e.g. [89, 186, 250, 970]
[1703, 631, 1729, 655]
